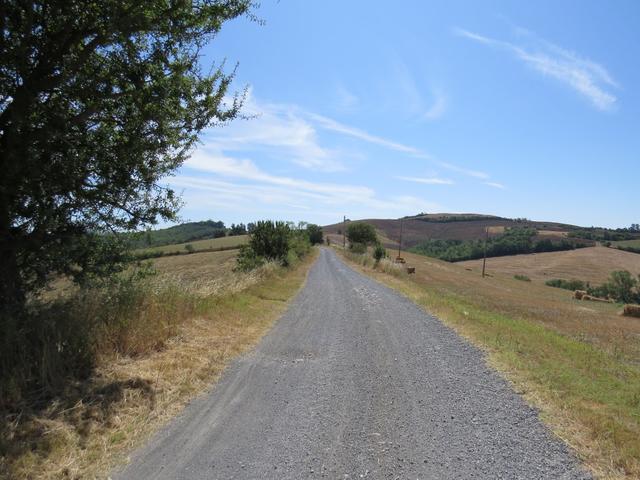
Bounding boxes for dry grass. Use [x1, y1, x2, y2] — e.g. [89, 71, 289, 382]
[1, 250, 317, 480]
[137, 234, 248, 255]
[458, 246, 640, 285]
[340, 248, 640, 479]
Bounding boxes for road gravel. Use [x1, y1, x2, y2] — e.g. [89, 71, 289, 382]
[114, 247, 590, 479]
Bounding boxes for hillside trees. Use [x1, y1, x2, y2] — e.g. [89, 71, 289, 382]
[0, 0, 253, 316]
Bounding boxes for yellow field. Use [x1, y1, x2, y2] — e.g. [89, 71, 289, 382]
[458, 246, 640, 285]
[342, 248, 640, 478]
[138, 234, 248, 255]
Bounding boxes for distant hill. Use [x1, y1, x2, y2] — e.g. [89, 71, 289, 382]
[323, 213, 582, 249]
[324, 213, 640, 250]
[128, 220, 226, 248]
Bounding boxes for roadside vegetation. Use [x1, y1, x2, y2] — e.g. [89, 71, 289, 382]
[1, 225, 317, 478]
[339, 246, 640, 479]
[410, 227, 585, 262]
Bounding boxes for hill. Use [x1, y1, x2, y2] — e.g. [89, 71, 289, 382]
[324, 213, 583, 249]
[128, 220, 227, 248]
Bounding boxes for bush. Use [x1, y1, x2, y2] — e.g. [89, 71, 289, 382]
[350, 242, 367, 254]
[249, 221, 291, 260]
[347, 222, 377, 247]
[184, 243, 195, 253]
[514, 274, 531, 282]
[373, 244, 386, 263]
[604, 270, 638, 304]
[546, 278, 587, 291]
[235, 245, 266, 272]
[306, 224, 324, 245]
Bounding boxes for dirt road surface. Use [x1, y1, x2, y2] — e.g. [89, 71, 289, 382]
[114, 248, 589, 479]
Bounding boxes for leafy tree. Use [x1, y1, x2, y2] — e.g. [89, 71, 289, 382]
[631, 224, 640, 232]
[347, 222, 377, 248]
[248, 220, 290, 261]
[229, 223, 247, 235]
[0, 1, 253, 314]
[306, 224, 323, 245]
[247, 222, 256, 233]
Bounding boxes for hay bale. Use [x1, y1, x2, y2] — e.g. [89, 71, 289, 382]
[623, 304, 640, 318]
[574, 290, 587, 300]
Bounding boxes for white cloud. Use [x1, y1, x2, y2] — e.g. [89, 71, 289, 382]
[207, 92, 346, 172]
[396, 175, 454, 185]
[177, 148, 443, 218]
[424, 90, 447, 120]
[455, 26, 618, 111]
[484, 181, 506, 189]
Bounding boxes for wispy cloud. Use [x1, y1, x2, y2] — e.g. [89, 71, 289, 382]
[454, 26, 618, 111]
[178, 149, 442, 218]
[209, 91, 346, 172]
[484, 181, 506, 189]
[396, 175, 454, 185]
[307, 112, 423, 155]
[424, 90, 447, 120]
[335, 84, 359, 111]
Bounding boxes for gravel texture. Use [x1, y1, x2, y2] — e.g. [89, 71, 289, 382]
[114, 247, 590, 479]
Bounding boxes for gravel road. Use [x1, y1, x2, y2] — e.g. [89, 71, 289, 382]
[114, 247, 590, 479]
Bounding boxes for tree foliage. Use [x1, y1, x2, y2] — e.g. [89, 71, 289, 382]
[306, 224, 323, 245]
[347, 222, 377, 248]
[410, 228, 583, 262]
[0, 0, 253, 311]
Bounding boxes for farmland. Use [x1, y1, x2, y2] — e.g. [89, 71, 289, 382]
[137, 234, 248, 255]
[458, 245, 640, 285]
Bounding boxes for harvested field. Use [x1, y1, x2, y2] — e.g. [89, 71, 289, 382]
[458, 246, 640, 285]
[138, 234, 248, 255]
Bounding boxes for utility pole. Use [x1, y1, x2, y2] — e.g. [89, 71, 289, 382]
[343, 215, 346, 249]
[397, 218, 404, 259]
[482, 227, 488, 278]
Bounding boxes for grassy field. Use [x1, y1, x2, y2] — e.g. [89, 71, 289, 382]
[458, 246, 640, 285]
[137, 234, 248, 255]
[341, 248, 640, 479]
[1, 248, 317, 479]
[615, 239, 640, 248]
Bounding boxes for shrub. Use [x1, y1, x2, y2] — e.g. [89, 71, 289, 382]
[604, 270, 638, 304]
[249, 221, 291, 260]
[306, 224, 324, 245]
[373, 244, 386, 263]
[350, 242, 367, 254]
[514, 274, 531, 282]
[184, 243, 195, 253]
[235, 245, 265, 272]
[347, 222, 378, 247]
[546, 278, 587, 291]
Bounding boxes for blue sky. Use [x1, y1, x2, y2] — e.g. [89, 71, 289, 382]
[168, 0, 639, 228]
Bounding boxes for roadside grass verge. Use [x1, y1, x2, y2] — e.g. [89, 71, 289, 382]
[339, 248, 640, 479]
[1, 249, 317, 479]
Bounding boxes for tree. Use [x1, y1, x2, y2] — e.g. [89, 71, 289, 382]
[607, 270, 637, 303]
[347, 222, 377, 248]
[306, 224, 323, 245]
[248, 220, 291, 260]
[631, 224, 640, 232]
[230, 223, 247, 235]
[0, 1, 253, 314]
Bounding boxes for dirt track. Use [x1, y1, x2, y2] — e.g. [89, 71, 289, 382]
[114, 248, 589, 479]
